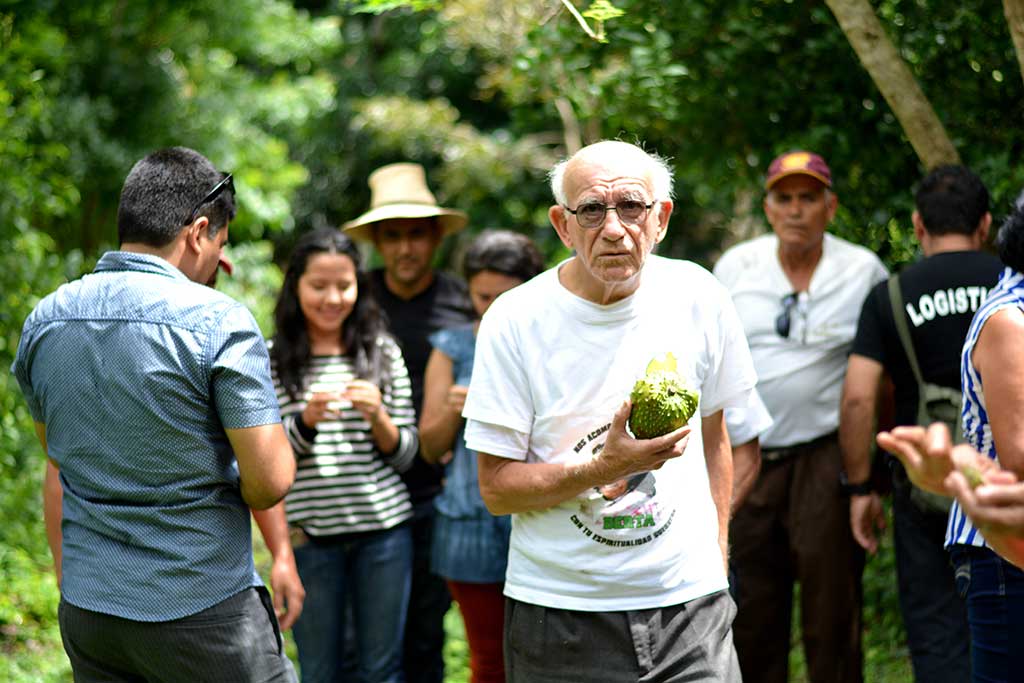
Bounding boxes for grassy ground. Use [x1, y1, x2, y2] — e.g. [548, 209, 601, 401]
[1, 527, 913, 683]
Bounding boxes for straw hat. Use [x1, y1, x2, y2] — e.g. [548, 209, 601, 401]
[342, 163, 468, 242]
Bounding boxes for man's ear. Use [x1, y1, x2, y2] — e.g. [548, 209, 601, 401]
[184, 217, 210, 255]
[825, 190, 839, 221]
[549, 205, 574, 250]
[911, 210, 927, 243]
[976, 211, 992, 243]
[653, 199, 674, 244]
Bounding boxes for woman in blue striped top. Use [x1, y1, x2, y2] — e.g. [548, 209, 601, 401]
[880, 202, 1024, 682]
[269, 228, 419, 683]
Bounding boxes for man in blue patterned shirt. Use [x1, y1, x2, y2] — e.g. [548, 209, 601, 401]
[11, 147, 297, 682]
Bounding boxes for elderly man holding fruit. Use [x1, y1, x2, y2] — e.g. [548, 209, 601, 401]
[462, 140, 756, 682]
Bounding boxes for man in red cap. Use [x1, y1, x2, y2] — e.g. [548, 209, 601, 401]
[714, 151, 888, 683]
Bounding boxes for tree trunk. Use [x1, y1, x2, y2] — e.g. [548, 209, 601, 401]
[824, 0, 960, 169]
[553, 97, 583, 155]
[1005, 0, 1024, 87]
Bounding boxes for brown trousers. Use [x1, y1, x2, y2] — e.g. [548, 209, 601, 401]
[729, 435, 864, 683]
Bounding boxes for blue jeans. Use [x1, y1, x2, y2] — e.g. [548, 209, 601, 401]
[292, 524, 413, 683]
[403, 503, 450, 683]
[891, 471, 970, 682]
[950, 544, 1024, 682]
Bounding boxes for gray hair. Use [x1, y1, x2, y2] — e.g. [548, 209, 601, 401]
[548, 141, 675, 206]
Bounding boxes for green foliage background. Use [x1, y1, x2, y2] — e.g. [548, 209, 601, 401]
[2, 0, 1021, 679]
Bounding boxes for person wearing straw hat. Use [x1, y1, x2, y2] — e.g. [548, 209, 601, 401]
[344, 162, 474, 683]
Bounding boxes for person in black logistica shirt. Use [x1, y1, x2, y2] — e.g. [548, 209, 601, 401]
[343, 162, 474, 683]
[840, 165, 1002, 683]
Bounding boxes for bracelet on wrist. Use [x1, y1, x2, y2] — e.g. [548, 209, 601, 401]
[839, 470, 874, 496]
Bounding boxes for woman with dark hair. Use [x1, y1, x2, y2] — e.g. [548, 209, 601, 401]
[879, 199, 1024, 680]
[269, 228, 419, 683]
[419, 230, 544, 683]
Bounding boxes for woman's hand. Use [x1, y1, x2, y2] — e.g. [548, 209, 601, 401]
[346, 379, 385, 425]
[876, 423, 956, 495]
[446, 385, 468, 417]
[947, 460, 1024, 569]
[301, 392, 344, 428]
[877, 422, 1002, 497]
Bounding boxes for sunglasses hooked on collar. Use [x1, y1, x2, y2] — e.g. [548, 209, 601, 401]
[775, 292, 799, 338]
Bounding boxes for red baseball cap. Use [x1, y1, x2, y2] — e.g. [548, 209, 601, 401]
[765, 151, 832, 190]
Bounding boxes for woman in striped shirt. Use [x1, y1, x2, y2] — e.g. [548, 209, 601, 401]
[269, 228, 419, 683]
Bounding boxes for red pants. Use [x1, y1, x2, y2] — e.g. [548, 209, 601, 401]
[447, 580, 506, 683]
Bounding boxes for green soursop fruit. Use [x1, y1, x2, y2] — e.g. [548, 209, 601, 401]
[628, 352, 700, 439]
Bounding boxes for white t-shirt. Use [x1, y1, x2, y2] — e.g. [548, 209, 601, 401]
[713, 232, 888, 448]
[463, 254, 756, 611]
[725, 388, 774, 445]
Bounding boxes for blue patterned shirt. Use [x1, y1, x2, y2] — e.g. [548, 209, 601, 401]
[949, 267, 1024, 548]
[11, 251, 281, 621]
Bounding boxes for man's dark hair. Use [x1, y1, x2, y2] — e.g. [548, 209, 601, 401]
[914, 165, 989, 237]
[271, 228, 392, 402]
[463, 229, 545, 284]
[117, 147, 236, 247]
[997, 198, 1024, 272]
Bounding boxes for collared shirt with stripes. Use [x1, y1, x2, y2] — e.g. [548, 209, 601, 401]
[949, 266, 1024, 548]
[272, 336, 418, 537]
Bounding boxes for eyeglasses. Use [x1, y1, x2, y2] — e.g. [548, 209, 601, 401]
[775, 292, 799, 338]
[563, 200, 655, 230]
[184, 172, 234, 225]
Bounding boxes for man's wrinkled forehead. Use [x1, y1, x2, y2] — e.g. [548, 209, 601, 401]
[563, 156, 654, 202]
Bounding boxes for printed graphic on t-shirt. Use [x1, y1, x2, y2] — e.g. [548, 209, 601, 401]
[905, 286, 990, 327]
[569, 420, 674, 550]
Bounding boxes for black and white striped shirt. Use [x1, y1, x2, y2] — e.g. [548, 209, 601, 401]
[272, 336, 418, 536]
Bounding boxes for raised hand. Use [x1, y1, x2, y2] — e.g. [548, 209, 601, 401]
[301, 391, 344, 428]
[946, 454, 1024, 568]
[876, 423, 955, 496]
[594, 400, 692, 486]
[345, 379, 385, 425]
[446, 384, 468, 417]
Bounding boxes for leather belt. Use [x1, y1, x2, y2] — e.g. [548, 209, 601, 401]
[761, 430, 838, 463]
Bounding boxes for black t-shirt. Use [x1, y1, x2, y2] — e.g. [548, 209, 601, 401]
[851, 250, 1002, 426]
[370, 268, 475, 504]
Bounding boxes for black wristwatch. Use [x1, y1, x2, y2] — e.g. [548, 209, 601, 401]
[839, 470, 874, 496]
